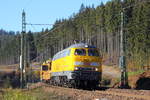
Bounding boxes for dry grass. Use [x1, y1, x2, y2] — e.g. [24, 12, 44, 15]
[0, 64, 18, 73]
[1, 87, 72, 100]
[102, 65, 121, 87]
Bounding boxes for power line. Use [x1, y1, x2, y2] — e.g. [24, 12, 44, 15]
[29, 23, 38, 32]
[26, 23, 53, 26]
[27, 0, 150, 45]
[28, 0, 150, 59]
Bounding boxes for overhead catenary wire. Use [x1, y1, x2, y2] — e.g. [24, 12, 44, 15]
[28, 0, 150, 62]
[26, 23, 54, 26]
[27, 13, 149, 50]
[29, 15, 150, 46]
[27, 22, 69, 63]
[25, 0, 150, 35]
[30, 0, 150, 39]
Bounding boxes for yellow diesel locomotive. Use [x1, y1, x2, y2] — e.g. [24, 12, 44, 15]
[41, 43, 102, 88]
[40, 60, 51, 82]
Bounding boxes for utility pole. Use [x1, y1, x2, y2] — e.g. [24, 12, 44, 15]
[119, 9, 129, 88]
[118, 0, 150, 88]
[20, 10, 26, 88]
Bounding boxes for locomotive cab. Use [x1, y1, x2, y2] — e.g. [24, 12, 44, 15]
[40, 60, 52, 82]
[71, 47, 102, 85]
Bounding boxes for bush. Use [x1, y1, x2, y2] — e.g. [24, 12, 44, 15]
[3, 76, 12, 88]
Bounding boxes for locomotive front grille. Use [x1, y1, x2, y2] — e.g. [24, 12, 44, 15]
[71, 70, 101, 81]
[75, 67, 96, 71]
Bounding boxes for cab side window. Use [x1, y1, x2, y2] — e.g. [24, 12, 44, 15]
[42, 65, 48, 71]
[74, 49, 86, 56]
[88, 49, 99, 56]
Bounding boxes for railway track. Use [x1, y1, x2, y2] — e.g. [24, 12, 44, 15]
[95, 89, 150, 100]
[28, 83, 150, 100]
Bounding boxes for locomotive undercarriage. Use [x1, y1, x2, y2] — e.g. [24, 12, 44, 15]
[47, 76, 100, 89]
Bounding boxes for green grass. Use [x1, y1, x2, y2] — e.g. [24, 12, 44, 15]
[3, 89, 37, 100]
[128, 70, 145, 76]
[2, 87, 72, 100]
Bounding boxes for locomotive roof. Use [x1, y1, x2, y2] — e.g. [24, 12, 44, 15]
[68, 43, 96, 49]
[52, 43, 97, 60]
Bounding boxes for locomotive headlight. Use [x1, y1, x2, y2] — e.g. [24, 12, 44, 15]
[74, 67, 79, 70]
[74, 61, 84, 65]
[95, 68, 98, 71]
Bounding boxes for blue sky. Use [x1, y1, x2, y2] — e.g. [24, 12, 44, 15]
[0, 0, 109, 32]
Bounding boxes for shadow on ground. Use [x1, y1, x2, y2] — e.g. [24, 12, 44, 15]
[136, 77, 150, 90]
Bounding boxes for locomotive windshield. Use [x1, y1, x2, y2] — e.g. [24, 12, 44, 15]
[74, 49, 86, 56]
[88, 49, 99, 56]
[42, 65, 48, 71]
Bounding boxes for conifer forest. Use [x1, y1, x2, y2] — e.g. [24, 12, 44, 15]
[0, 0, 150, 70]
